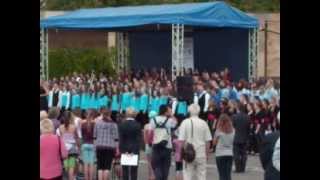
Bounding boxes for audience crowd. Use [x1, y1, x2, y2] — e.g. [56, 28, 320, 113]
[40, 68, 280, 180]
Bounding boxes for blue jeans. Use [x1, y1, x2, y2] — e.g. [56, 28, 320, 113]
[81, 144, 95, 165]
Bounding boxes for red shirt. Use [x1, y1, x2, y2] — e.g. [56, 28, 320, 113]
[40, 134, 68, 179]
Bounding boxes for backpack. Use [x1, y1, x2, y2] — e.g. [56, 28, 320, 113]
[152, 117, 170, 149]
[182, 119, 196, 163]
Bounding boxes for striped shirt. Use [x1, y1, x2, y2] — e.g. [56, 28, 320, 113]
[93, 120, 119, 149]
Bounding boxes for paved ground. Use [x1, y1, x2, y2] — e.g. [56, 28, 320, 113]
[137, 152, 263, 180]
[69, 151, 263, 180]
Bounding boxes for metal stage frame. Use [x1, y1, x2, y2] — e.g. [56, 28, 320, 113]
[248, 28, 258, 82]
[40, 26, 258, 81]
[40, 28, 48, 80]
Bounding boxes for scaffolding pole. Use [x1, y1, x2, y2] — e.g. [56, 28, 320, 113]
[45, 29, 49, 80]
[40, 28, 44, 80]
[40, 28, 48, 80]
[248, 28, 258, 82]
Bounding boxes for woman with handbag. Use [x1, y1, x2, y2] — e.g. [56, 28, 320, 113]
[57, 111, 80, 180]
[213, 114, 235, 180]
[40, 119, 68, 180]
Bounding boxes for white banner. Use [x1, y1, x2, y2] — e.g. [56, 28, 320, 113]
[183, 37, 194, 70]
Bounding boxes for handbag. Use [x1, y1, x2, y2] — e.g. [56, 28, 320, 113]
[182, 119, 196, 163]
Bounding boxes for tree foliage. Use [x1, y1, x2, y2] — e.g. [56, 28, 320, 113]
[46, 0, 279, 12]
[49, 47, 117, 78]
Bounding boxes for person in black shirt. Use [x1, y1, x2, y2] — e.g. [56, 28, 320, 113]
[40, 80, 49, 112]
[232, 105, 250, 173]
[254, 101, 267, 152]
[269, 97, 280, 131]
[207, 101, 220, 151]
[119, 108, 142, 180]
[247, 103, 257, 155]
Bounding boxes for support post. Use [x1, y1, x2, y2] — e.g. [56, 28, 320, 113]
[264, 20, 268, 78]
[248, 28, 258, 82]
[40, 28, 44, 80]
[45, 29, 49, 80]
[40, 28, 49, 80]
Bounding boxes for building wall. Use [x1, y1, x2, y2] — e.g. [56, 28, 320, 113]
[48, 29, 115, 49]
[252, 13, 280, 78]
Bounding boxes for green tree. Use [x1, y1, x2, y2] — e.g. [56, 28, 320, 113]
[49, 48, 116, 78]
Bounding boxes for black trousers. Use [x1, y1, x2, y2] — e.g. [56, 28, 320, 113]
[199, 111, 207, 121]
[216, 156, 233, 180]
[122, 165, 138, 180]
[233, 143, 248, 172]
[111, 111, 118, 122]
[248, 133, 259, 154]
[151, 148, 171, 180]
[265, 165, 280, 180]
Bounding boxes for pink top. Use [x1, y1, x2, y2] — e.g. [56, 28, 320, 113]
[40, 134, 68, 179]
[173, 139, 183, 162]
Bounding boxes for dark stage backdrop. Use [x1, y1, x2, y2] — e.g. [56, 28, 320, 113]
[194, 28, 249, 81]
[129, 31, 171, 71]
[129, 28, 249, 81]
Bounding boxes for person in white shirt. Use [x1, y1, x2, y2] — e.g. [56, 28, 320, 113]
[213, 114, 235, 180]
[193, 82, 210, 120]
[272, 138, 280, 172]
[58, 85, 71, 110]
[178, 104, 212, 180]
[150, 105, 177, 180]
[273, 111, 280, 171]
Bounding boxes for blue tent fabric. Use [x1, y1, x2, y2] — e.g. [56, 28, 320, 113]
[40, 2, 258, 29]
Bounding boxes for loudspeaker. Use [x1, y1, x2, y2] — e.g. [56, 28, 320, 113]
[177, 76, 193, 103]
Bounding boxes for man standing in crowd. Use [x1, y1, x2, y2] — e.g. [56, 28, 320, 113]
[194, 82, 211, 120]
[150, 105, 177, 180]
[178, 104, 212, 180]
[119, 107, 142, 180]
[271, 136, 280, 179]
[232, 104, 250, 173]
[261, 112, 280, 180]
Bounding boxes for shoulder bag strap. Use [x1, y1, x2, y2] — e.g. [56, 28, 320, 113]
[163, 117, 170, 134]
[190, 119, 194, 140]
[153, 117, 160, 127]
[162, 117, 169, 127]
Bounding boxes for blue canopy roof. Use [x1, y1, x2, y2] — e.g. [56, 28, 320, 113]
[40, 2, 258, 30]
